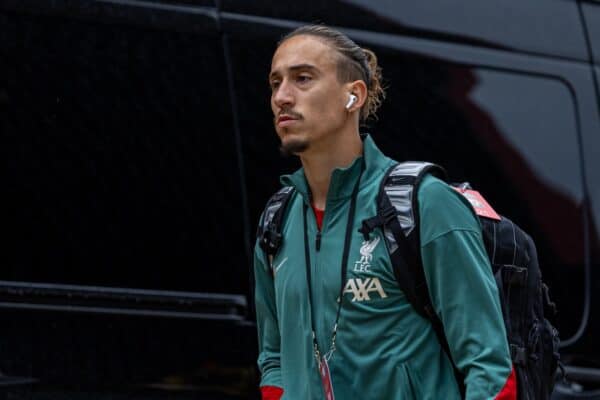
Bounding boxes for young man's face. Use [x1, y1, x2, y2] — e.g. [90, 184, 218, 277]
[269, 35, 349, 155]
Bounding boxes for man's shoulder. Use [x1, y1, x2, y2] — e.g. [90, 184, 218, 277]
[381, 161, 452, 205]
[416, 173, 481, 245]
[256, 186, 296, 238]
[417, 173, 452, 200]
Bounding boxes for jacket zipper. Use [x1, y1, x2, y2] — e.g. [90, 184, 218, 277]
[316, 230, 322, 251]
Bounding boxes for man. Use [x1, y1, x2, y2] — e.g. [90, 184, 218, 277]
[254, 25, 516, 399]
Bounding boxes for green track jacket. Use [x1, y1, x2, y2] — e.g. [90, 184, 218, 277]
[254, 135, 513, 399]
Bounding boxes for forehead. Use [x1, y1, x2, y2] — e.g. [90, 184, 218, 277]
[270, 35, 338, 75]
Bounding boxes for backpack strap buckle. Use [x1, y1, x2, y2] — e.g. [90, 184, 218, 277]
[359, 205, 397, 241]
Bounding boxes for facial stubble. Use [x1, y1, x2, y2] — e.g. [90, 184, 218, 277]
[279, 137, 309, 157]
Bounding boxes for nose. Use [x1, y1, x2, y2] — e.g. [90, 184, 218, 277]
[272, 79, 294, 111]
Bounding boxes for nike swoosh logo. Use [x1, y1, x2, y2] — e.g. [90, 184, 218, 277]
[274, 257, 288, 274]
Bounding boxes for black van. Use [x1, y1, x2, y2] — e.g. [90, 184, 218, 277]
[1, 1, 599, 399]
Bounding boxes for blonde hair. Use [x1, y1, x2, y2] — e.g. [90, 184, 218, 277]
[279, 25, 386, 122]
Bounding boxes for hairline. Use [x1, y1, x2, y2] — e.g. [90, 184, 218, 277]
[278, 33, 366, 86]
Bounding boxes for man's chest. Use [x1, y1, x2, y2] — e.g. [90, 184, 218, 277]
[271, 223, 402, 311]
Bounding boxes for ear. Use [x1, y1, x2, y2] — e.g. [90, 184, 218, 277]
[345, 80, 368, 112]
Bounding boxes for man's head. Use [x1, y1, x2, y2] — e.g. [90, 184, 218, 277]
[269, 25, 385, 156]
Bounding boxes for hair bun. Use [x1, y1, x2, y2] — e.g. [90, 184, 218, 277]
[360, 47, 385, 121]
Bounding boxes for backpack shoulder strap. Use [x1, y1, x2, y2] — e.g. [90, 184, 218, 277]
[359, 161, 446, 316]
[257, 186, 295, 266]
[360, 161, 466, 393]
[364, 161, 446, 318]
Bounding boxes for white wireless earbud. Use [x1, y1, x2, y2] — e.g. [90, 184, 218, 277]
[345, 94, 357, 110]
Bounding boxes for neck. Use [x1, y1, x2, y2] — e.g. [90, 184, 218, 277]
[299, 129, 363, 210]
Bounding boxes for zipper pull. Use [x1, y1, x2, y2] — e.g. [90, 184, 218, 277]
[316, 231, 322, 251]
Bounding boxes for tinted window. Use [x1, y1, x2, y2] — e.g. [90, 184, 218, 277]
[226, 22, 586, 340]
[0, 7, 247, 295]
[372, 50, 586, 341]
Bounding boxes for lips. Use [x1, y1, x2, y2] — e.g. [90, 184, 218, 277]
[278, 114, 296, 122]
[277, 114, 299, 127]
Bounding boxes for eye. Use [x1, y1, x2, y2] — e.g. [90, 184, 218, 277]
[297, 74, 312, 84]
[269, 79, 281, 90]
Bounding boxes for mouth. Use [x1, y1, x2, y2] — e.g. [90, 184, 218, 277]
[277, 114, 300, 127]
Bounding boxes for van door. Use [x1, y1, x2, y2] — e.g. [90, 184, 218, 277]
[0, 0, 258, 397]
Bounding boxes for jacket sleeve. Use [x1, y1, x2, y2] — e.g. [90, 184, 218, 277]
[417, 176, 515, 400]
[254, 241, 284, 392]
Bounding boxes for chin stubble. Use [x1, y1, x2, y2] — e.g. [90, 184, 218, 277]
[279, 138, 310, 157]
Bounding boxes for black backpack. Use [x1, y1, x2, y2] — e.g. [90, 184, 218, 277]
[257, 161, 563, 399]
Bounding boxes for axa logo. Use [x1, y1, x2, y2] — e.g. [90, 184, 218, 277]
[353, 236, 380, 273]
[343, 277, 388, 302]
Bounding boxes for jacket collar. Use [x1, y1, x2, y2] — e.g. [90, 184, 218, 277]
[280, 134, 393, 204]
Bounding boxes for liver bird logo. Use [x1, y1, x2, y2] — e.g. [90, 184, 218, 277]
[354, 236, 380, 272]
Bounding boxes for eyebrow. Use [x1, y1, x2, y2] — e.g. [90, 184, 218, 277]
[269, 64, 320, 80]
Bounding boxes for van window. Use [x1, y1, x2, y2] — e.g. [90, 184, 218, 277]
[0, 7, 246, 294]
[227, 27, 586, 339]
[372, 52, 586, 340]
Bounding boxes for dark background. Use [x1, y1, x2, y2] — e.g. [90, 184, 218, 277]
[1, 0, 600, 398]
